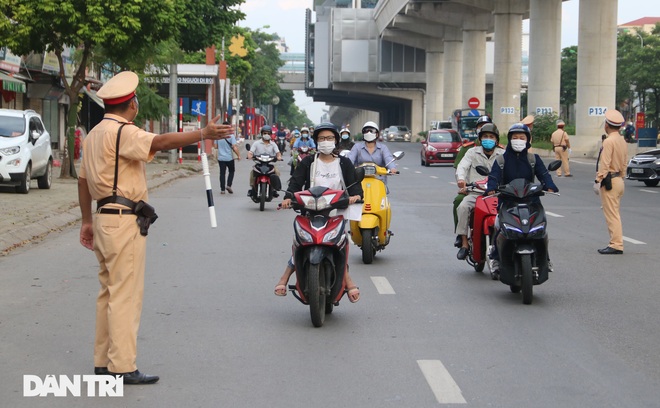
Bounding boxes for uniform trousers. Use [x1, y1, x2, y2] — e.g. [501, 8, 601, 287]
[455, 193, 479, 236]
[600, 177, 625, 251]
[93, 212, 146, 373]
[553, 147, 571, 176]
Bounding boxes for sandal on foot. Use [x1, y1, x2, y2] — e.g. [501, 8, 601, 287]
[274, 284, 287, 297]
[346, 286, 360, 303]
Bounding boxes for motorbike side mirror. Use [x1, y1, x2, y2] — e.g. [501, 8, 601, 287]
[475, 165, 490, 176]
[547, 160, 562, 172]
[245, 143, 251, 151]
[339, 149, 351, 157]
[354, 166, 365, 183]
[392, 151, 405, 160]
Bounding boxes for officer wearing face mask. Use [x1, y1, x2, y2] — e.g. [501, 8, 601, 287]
[347, 121, 399, 185]
[485, 123, 558, 279]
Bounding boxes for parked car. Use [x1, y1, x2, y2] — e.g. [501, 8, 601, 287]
[420, 129, 462, 166]
[0, 109, 53, 193]
[626, 148, 660, 187]
[385, 125, 411, 142]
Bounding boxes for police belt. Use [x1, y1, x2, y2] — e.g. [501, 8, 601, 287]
[609, 172, 622, 178]
[96, 195, 137, 212]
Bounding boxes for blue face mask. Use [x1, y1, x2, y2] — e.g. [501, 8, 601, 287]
[481, 139, 496, 150]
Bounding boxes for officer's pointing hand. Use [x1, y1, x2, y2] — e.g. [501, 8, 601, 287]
[202, 115, 234, 140]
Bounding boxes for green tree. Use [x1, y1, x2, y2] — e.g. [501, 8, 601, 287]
[560, 46, 577, 125]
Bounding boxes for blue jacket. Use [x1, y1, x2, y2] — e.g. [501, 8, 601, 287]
[486, 145, 558, 207]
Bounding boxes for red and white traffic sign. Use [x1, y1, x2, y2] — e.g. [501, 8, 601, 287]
[468, 97, 480, 109]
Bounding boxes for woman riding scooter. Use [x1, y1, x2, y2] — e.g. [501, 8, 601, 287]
[347, 121, 399, 180]
[275, 122, 363, 302]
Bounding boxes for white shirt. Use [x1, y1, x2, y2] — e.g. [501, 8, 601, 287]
[312, 157, 342, 189]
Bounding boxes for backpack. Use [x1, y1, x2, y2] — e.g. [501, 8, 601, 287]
[495, 152, 535, 172]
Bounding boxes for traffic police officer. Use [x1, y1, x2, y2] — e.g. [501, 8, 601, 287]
[78, 71, 233, 383]
[550, 120, 572, 177]
[594, 109, 627, 254]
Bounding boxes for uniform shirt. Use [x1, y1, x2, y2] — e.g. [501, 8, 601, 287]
[215, 134, 237, 161]
[250, 140, 280, 157]
[79, 114, 156, 205]
[596, 131, 628, 183]
[550, 128, 569, 148]
[455, 146, 505, 188]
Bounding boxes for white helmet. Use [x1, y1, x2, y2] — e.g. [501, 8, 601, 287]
[361, 121, 379, 134]
[300, 127, 310, 138]
[362, 121, 379, 142]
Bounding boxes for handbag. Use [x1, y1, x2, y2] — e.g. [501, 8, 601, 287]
[226, 139, 239, 160]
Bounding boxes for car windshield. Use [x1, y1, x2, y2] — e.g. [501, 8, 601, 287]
[396, 126, 408, 131]
[429, 132, 460, 143]
[0, 116, 25, 137]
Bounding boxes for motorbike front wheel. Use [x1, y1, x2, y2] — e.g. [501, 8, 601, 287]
[361, 229, 375, 264]
[520, 254, 533, 305]
[259, 183, 266, 211]
[308, 263, 327, 327]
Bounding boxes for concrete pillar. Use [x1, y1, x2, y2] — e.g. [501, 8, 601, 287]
[492, 0, 526, 132]
[527, 0, 562, 119]
[462, 29, 487, 111]
[426, 50, 445, 126]
[575, 0, 618, 157]
[443, 30, 463, 117]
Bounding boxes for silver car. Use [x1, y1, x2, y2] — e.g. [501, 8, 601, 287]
[385, 125, 411, 142]
[0, 109, 53, 193]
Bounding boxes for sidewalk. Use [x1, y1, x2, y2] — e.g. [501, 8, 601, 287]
[0, 158, 205, 256]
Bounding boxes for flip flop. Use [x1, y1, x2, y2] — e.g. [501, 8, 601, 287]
[346, 286, 360, 303]
[274, 284, 287, 297]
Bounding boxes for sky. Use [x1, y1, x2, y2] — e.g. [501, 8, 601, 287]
[238, 0, 660, 123]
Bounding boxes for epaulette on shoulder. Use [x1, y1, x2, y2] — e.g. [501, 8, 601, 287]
[462, 141, 475, 148]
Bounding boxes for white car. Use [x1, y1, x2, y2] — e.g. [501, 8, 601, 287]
[0, 109, 53, 193]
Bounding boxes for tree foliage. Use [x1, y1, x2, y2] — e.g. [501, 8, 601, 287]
[560, 46, 577, 124]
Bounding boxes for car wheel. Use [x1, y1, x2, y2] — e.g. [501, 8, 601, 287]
[37, 159, 53, 189]
[643, 180, 659, 187]
[421, 157, 425, 166]
[16, 163, 31, 194]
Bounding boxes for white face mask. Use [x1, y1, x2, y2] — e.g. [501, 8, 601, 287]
[510, 139, 527, 152]
[363, 131, 377, 142]
[318, 141, 336, 155]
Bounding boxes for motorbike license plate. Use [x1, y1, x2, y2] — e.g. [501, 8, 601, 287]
[631, 168, 644, 174]
[440, 153, 454, 158]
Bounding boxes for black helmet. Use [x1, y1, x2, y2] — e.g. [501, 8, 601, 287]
[507, 123, 532, 148]
[260, 125, 272, 134]
[475, 115, 492, 129]
[478, 123, 499, 143]
[312, 122, 340, 143]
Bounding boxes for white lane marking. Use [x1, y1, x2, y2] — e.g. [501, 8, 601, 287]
[417, 360, 467, 404]
[449, 181, 457, 185]
[545, 211, 564, 218]
[415, 171, 422, 174]
[623, 236, 646, 245]
[371, 276, 395, 294]
[402, 167, 409, 170]
[430, 176, 439, 179]
[640, 189, 659, 194]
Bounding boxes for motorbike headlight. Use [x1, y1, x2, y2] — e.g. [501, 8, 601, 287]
[528, 222, 546, 238]
[294, 222, 313, 243]
[501, 222, 524, 239]
[323, 223, 345, 244]
[427, 145, 437, 152]
[0, 146, 20, 155]
[655, 159, 660, 165]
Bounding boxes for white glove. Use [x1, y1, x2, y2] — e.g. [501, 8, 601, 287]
[593, 182, 600, 196]
[568, 148, 572, 156]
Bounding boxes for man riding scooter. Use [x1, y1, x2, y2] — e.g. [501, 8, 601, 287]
[455, 123, 505, 260]
[247, 125, 282, 198]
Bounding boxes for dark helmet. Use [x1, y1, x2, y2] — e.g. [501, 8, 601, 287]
[260, 125, 272, 134]
[475, 115, 492, 129]
[312, 122, 340, 143]
[478, 123, 499, 143]
[507, 123, 532, 148]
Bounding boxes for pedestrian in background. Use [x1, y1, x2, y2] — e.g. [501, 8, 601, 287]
[550, 120, 571, 177]
[78, 71, 233, 384]
[215, 121, 240, 194]
[593, 109, 627, 255]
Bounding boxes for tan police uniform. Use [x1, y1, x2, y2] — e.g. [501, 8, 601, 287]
[79, 72, 157, 373]
[596, 110, 627, 252]
[550, 121, 571, 176]
[521, 115, 535, 131]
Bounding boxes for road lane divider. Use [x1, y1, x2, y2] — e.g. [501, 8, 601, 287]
[623, 236, 646, 245]
[371, 276, 395, 294]
[640, 189, 658, 194]
[417, 360, 467, 404]
[545, 211, 564, 218]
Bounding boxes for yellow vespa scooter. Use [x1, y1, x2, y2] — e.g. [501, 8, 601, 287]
[349, 151, 404, 264]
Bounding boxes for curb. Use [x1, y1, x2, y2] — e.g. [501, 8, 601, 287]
[0, 163, 202, 256]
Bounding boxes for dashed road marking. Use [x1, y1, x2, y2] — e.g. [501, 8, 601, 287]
[623, 236, 646, 245]
[545, 211, 564, 218]
[417, 360, 467, 404]
[371, 276, 395, 294]
[415, 171, 422, 174]
[640, 189, 658, 194]
[430, 176, 439, 179]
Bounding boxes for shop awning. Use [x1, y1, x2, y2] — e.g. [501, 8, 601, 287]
[0, 71, 26, 93]
[83, 87, 104, 108]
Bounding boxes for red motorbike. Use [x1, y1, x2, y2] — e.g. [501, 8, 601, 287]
[464, 177, 498, 273]
[284, 170, 364, 327]
[249, 154, 282, 211]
